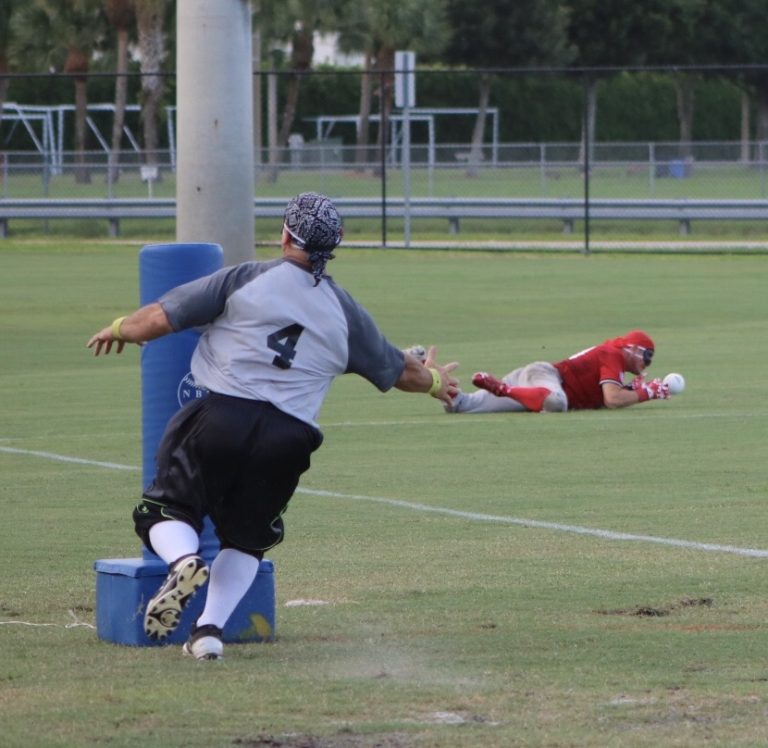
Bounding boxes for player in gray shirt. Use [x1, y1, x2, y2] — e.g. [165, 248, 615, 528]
[87, 192, 459, 660]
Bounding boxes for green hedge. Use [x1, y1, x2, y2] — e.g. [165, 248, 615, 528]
[0, 67, 749, 150]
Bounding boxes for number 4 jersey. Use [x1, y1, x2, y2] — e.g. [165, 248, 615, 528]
[159, 258, 405, 428]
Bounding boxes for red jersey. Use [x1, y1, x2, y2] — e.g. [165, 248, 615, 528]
[552, 342, 626, 410]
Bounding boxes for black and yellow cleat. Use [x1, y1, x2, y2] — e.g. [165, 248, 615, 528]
[144, 554, 209, 641]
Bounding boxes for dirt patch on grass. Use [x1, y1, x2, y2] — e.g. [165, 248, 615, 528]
[596, 597, 714, 617]
[233, 732, 414, 747]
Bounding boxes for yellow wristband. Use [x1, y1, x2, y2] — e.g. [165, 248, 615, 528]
[111, 316, 127, 340]
[427, 367, 442, 397]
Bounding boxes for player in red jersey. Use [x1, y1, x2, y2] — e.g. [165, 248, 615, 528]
[443, 330, 671, 414]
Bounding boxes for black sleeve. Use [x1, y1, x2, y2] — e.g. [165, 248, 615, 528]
[328, 283, 405, 391]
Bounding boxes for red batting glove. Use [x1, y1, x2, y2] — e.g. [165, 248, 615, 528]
[635, 377, 670, 402]
[630, 375, 646, 393]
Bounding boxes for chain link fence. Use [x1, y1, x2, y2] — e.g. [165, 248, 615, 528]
[2, 67, 768, 249]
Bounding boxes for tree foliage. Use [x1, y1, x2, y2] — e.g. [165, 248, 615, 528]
[11, 0, 107, 181]
[4, 0, 768, 159]
[445, 0, 572, 68]
[257, 0, 347, 150]
[565, 0, 673, 68]
[444, 0, 571, 171]
[0, 0, 20, 125]
[708, 0, 768, 139]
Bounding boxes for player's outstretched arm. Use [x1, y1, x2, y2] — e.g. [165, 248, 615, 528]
[604, 378, 669, 408]
[86, 302, 174, 356]
[395, 345, 459, 405]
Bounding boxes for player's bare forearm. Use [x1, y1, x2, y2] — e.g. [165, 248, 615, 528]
[395, 346, 459, 404]
[605, 392, 642, 408]
[603, 382, 642, 408]
[86, 303, 174, 356]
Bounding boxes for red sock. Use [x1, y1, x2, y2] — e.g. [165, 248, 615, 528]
[504, 387, 552, 412]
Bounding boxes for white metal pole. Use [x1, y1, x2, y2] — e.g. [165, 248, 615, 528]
[252, 2, 263, 166]
[177, 0, 254, 265]
[402, 105, 411, 248]
[395, 51, 415, 248]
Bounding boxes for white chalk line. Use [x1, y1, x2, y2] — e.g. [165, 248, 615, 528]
[0, 610, 95, 630]
[319, 409, 766, 428]
[0, 445, 139, 471]
[299, 488, 768, 558]
[3, 444, 768, 559]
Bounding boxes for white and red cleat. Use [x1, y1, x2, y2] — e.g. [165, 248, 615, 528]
[471, 372, 510, 398]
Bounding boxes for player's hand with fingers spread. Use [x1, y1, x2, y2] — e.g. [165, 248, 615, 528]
[424, 345, 460, 404]
[87, 304, 172, 356]
[397, 344, 459, 404]
[86, 326, 127, 356]
[87, 314, 134, 356]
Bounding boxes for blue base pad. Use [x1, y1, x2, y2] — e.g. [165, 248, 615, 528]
[94, 557, 275, 647]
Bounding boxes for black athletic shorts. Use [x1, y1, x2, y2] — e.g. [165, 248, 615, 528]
[134, 392, 323, 555]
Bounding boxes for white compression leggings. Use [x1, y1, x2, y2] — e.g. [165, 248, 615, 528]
[450, 361, 568, 414]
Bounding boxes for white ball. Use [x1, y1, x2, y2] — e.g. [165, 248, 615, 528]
[663, 372, 685, 395]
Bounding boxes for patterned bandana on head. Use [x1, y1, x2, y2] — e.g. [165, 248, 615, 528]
[283, 192, 343, 286]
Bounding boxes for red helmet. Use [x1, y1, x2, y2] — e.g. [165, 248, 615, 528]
[620, 330, 655, 350]
[608, 330, 655, 365]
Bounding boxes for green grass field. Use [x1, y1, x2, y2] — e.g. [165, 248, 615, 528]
[1, 240, 768, 747]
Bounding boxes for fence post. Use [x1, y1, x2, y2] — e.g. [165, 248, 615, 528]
[380, 69, 388, 248]
[582, 78, 591, 256]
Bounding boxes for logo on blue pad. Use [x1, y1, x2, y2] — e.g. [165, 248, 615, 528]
[177, 371, 209, 406]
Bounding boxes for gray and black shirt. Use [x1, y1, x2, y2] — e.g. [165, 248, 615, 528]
[159, 258, 404, 428]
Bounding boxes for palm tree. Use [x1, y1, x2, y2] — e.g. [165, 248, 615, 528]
[104, 0, 135, 184]
[135, 0, 169, 173]
[258, 0, 346, 180]
[258, 0, 317, 149]
[0, 0, 19, 135]
[445, 0, 572, 176]
[277, 20, 313, 151]
[565, 0, 672, 167]
[11, 0, 107, 184]
[338, 0, 449, 168]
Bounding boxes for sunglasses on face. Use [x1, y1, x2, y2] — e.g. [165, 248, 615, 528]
[640, 347, 654, 365]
